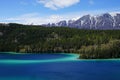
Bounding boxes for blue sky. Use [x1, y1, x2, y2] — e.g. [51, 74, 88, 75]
[0, 0, 120, 24]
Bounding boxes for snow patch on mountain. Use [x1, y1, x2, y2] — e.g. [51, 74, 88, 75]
[44, 13, 120, 29]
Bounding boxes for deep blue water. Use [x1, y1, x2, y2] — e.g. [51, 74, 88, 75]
[0, 52, 68, 60]
[0, 52, 120, 80]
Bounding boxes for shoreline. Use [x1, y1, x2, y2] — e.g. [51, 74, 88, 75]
[0, 52, 120, 63]
[0, 52, 79, 64]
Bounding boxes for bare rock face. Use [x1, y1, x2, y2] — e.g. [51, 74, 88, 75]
[56, 20, 67, 27]
[68, 20, 75, 28]
[45, 13, 120, 30]
[78, 15, 91, 29]
[69, 15, 92, 29]
[95, 13, 114, 29]
[114, 14, 120, 28]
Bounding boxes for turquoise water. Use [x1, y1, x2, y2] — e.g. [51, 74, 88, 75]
[0, 52, 120, 80]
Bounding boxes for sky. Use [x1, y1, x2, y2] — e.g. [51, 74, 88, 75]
[0, 0, 120, 25]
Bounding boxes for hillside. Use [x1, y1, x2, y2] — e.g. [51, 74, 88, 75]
[0, 23, 120, 59]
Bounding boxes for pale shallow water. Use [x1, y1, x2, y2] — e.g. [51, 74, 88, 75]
[0, 52, 120, 80]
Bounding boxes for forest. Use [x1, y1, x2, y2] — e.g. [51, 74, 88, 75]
[0, 23, 120, 59]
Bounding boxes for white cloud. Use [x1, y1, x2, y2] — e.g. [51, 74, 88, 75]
[0, 11, 95, 24]
[89, 0, 94, 5]
[37, 0, 80, 10]
[1, 8, 119, 25]
[1, 12, 94, 25]
[4, 13, 65, 25]
[3, 12, 83, 25]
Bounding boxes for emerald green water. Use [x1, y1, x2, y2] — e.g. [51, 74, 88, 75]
[0, 52, 120, 80]
[0, 52, 79, 64]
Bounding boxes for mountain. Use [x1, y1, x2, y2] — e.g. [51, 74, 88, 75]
[45, 13, 120, 29]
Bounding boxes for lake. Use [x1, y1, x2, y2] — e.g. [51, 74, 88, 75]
[0, 52, 120, 80]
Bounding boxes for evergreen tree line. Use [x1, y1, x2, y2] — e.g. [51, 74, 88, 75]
[0, 23, 120, 59]
[79, 40, 120, 59]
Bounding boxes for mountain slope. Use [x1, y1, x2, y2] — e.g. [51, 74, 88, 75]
[46, 13, 120, 29]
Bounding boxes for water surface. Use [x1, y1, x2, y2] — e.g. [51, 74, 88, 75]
[0, 52, 120, 80]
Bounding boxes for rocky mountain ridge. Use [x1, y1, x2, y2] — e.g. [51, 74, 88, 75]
[45, 13, 120, 29]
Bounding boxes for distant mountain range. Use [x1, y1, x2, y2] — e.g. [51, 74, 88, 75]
[44, 13, 120, 29]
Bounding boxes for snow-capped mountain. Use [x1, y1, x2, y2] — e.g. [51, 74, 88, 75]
[45, 13, 120, 29]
